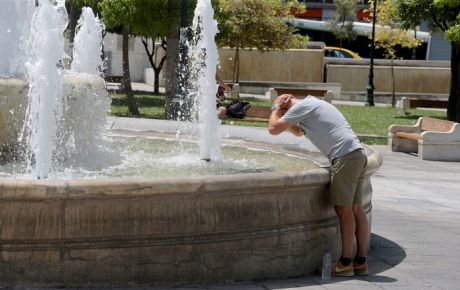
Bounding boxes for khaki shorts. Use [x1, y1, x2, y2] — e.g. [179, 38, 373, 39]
[329, 148, 367, 206]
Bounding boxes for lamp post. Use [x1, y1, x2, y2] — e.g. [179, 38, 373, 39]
[365, 0, 377, 106]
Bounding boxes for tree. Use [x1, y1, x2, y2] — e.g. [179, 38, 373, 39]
[216, 0, 308, 82]
[101, 0, 197, 119]
[141, 38, 167, 95]
[99, 0, 140, 115]
[368, 0, 420, 107]
[135, 1, 193, 96]
[327, 0, 358, 48]
[397, 0, 460, 121]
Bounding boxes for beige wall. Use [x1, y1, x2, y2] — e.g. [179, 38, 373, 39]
[327, 65, 450, 94]
[218, 48, 324, 83]
[216, 48, 450, 97]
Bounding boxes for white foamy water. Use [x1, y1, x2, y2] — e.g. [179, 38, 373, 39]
[71, 7, 104, 74]
[24, 0, 68, 178]
[190, 0, 222, 161]
[0, 136, 316, 180]
[0, 0, 34, 77]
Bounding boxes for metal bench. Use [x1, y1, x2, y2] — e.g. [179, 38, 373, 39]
[388, 117, 460, 161]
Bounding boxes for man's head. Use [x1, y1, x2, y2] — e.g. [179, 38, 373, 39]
[274, 94, 297, 114]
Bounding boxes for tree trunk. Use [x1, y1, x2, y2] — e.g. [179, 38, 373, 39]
[141, 38, 166, 95]
[447, 42, 460, 122]
[235, 45, 240, 83]
[165, 28, 180, 120]
[154, 68, 161, 95]
[232, 45, 239, 83]
[391, 58, 396, 108]
[122, 26, 139, 116]
[67, 5, 80, 58]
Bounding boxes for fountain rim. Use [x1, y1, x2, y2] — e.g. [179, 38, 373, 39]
[0, 117, 382, 198]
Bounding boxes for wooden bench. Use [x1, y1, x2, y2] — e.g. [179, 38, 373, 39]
[244, 105, 272, 122]
[388, 117, 460, 161]
[226, 90, 334, 123]
[223, 104, 275, 123]
[399, 97, 448, 110]
[268, 87, 334, 103]
[225, 83, 240, 98]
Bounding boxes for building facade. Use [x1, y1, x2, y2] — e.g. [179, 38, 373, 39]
[295, 0, 451, 60]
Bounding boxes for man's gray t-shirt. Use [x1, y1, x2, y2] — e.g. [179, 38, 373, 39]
[282, 96, 362, 161]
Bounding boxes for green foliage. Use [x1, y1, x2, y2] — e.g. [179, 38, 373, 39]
[67, 0, 101, 12]
[327, 0, 359, 45]
[397, 0, 460, 122]
[215, 0, 308, 51]
[368, 0, 420, 59]
[111, 94, 165, 119]
[434, 0, 460, 42]
[397, 0, 460, 42]
[98, 0, 196, 38]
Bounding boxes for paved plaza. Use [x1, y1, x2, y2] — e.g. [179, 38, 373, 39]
[145, 145, 458, 290]
[20, 141, 459, 290]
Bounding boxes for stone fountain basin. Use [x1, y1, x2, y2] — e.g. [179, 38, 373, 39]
[0, 117, 382, 287]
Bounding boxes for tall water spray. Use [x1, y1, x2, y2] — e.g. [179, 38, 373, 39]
[24, 0, 68, 178]
[0, 0, 34, 77]
[64, 7, 111, 166]
[190, 0, 222, 161]
[71, 7, 104, 74]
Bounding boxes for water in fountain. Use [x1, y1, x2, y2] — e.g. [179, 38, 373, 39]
[71, 7, 104, 74]
[0, 1, 114, 179]
[23, 0, 68, 178]
[0, 0, 318, 180]
[60, 6, 113, 168]
[189, 0, 222, 161]
[0, 0, 34, 77]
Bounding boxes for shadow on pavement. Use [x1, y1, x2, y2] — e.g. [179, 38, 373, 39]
[370, 232, 407, 268]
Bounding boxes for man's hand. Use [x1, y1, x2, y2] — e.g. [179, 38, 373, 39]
[268, 94, 301, 136]
[273, 94, 293, 110]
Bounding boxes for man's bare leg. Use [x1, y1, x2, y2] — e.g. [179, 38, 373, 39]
[353, 203, 368, 257]
[334, 205, 356, 259]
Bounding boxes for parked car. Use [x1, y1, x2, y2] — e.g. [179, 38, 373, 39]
[324, 46, 362, 59]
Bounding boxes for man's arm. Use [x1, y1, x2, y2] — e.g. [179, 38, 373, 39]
[268, 109, 303, 136]
[268, 94, 303, 136]
[287, 123, 304, 136]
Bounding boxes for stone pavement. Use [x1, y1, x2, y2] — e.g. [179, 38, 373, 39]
[25, 145, 458, 290]
[146, 145, 459, 290]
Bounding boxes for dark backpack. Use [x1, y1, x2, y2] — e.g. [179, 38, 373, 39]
[226, 101, 250, 119]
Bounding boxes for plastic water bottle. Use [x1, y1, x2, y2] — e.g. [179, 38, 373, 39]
[321, 250, 332, 280]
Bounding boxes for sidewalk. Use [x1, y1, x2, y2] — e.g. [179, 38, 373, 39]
[20, 121, 459, 289]
[150, 145, 460, 290]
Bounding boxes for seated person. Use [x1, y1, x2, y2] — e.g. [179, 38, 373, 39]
[216, 68, 231, 119]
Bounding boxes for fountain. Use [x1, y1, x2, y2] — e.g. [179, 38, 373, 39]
[0, 0, 382, 287]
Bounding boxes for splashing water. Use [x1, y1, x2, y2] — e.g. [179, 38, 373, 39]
[24, 0, 68, 178]
[189, 0, 222, 161]
[71, 7, 104, 74]
[0, 0, 34, 77]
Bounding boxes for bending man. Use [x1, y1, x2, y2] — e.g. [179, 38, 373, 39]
[268, 94, 369, 277]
